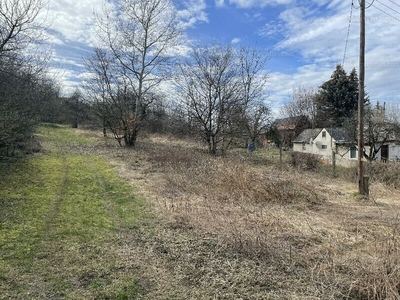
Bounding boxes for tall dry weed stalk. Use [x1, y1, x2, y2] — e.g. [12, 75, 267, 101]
[365, 161, 400, 189]
[132, 135, 400, 298]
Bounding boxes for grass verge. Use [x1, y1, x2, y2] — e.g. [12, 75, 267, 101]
[0, 125, 144, 299]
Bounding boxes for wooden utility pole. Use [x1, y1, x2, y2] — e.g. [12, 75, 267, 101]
[358, 0, 366, 194]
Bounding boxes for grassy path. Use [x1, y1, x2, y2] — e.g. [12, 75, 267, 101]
[0, 125, 144, 299]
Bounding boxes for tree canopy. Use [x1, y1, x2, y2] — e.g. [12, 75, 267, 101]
[316, 64, 367, 128]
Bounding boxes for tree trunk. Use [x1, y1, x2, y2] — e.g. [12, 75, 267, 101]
[209, 136, 217, 155]
[125, 127, 138, 147]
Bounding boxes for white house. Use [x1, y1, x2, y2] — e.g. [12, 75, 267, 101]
[293, 128, 354, 166]
[293, 127, 400, 166]
[378, 138, 400, 162]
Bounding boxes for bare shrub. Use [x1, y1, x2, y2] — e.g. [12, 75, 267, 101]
[151, 145, 323, 207]
[144, 140, 326, 265]
[310, 235, 400, 300]
[290, 152, 320, 170]
[216, 165, 322, 205]
[365, 161, 400, 189]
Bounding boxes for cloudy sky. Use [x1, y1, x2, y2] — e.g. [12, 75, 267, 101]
[41, 0, 400, 114]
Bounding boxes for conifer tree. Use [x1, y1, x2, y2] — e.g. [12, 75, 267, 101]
[316, 64, 368, 127]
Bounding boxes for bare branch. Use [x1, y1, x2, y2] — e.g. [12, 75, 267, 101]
[87, 0, 182, 146]
[0, 0, 48, 57]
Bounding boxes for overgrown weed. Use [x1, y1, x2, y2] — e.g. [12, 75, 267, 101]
[365, 161, 400, 189]
[130, 134, 400, 299]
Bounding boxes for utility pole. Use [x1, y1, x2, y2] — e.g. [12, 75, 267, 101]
[358, 0, 366, 194]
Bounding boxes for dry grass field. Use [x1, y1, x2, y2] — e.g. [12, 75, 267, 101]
[93, 131, 400, 299]
[1, 126, 399, 299]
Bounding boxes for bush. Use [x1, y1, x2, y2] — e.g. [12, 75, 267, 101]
[290, 152, 320, 170]
[365, 161, 400, 189]
[0, 58, 59, 158]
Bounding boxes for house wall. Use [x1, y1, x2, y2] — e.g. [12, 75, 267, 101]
[313, 129, 334, 162]
[336, 144, 400, 164]
[294, 129, 400, 166]
[334, 145, 358, 167]
[293, 142, 313, 153]
[377, 143, 400, 161]
[293, 129, 357, 167]
[293, 129, 335, 162]
[390, 144, 400, 161]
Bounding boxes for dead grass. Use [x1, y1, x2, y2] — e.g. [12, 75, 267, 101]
[365, 161, 400, 189]
[7, 128, 396, 299]
[86, 132, 400, 299]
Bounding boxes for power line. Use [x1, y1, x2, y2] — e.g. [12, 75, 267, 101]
[387, 0, 400, 9]
[365, 0, 375, 9]
[366, 0, 400, 21]
[375, 0, 400, 15]
[343, 1, 354, 66]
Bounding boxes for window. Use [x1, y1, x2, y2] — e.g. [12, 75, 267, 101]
[322, 131, 326, 138]
[321, 145, 327, 150]
[350, 146, 357, 159]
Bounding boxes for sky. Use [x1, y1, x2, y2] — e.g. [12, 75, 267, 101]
[40, 0, 400, 115]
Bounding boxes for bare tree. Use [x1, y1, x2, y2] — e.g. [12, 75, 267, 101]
[70, 89, 81, 129]
[280, 85, 317, 128]
[0, 0, 53, 157]
[84, 47, 138, 145]
[177, 43, 240, 154]
[0, 59, 60, 156]
[363, 102, 397, 161]
[176, 44, 270, 154]
[386, 102, 400, 125]
[243, 101, 271, 149]
[89, 0, 181, 146]
[237, 46, 270, 149]
[0, 0, 48, 57]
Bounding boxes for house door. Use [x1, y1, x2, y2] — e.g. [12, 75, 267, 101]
[381, 145, 389, 162]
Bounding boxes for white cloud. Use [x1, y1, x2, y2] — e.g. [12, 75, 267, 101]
[42, 0, 103, 45]
[231, 37, 241, 44]
[267, 64, 333, 115]
[215, 0, 225, 7]
[178, 0, 208, 28]
[52, 56, 85, 68]
[36, 0, 400, 107]
[228, 0, 293, 9]
[41, 0, 198, 95]
[46, 66, 81, 94]
[258, 20, 286, 38]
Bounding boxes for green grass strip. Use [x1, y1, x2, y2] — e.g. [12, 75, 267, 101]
[0, 125, 144, 299]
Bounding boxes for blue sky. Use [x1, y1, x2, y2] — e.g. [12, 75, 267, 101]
[41, 0, 400, 114]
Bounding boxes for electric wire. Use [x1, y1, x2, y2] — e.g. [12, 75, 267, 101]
[375, 0, 400, 15]
[360, 0, 375, 9]
[367, 0, 375, 8]
[366, 0, 400, 21]
[387, 0, 400, 9]
[342, 0, 354, 67]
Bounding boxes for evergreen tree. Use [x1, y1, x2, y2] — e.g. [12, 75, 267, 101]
[316, 65, 367, 127]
